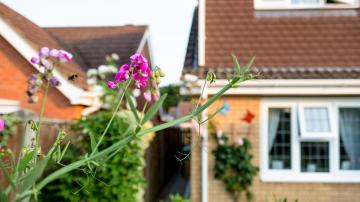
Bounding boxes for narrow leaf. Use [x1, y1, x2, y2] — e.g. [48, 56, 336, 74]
[18, 156, 50, 193]
[232, 54, 241, 75]
[239, 56, 255, 76]
[125, 91, 140, 123]
[36, 135, 134, 191]
[89, 132, 97, 152]
[58, 141, 70, 163]
[16, 151, 35, 173]
[201, 106, 224, 124]
[141, 94, 167, 125]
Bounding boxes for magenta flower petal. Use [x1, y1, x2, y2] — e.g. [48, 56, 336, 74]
[0, 118, 4, 132]
[114, 65, 130, 82]
[39, 47, 50, 58]
[120, 64, 130, 71]
[30, 57, 40, 65]
[107, 81, 117, 89]
[130, 53, 148, 66]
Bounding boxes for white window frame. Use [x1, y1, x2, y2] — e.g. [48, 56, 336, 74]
[254, 0, 359, 10]
[260, 97, 360, 183]
[298, 102, 336, 139]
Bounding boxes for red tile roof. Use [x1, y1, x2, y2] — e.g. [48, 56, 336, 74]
[184, 1, 360, 79]
[0, 2, 87, 88]
[0, 3, 147, 89]
[46, 26, 147, 70]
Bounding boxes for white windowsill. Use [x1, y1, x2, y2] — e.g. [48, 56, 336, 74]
[261, 171, 360, 183]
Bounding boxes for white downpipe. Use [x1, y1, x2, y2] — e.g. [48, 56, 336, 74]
[198, 0, 208, 201]
[200, 80, 208, 202]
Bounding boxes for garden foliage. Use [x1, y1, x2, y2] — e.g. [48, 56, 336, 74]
[40, 111, 146, 202]
[0, 46, 254, 202]
[213, 135, 258, 202]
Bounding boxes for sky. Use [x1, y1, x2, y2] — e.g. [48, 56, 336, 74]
[1, 0, 197, 85]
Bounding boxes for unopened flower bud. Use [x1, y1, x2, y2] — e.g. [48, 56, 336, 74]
[30, 57, 40, 65]
[206, 71, 216, 84]
[143, 91, 152, 102]
[158, 69, 165, 77]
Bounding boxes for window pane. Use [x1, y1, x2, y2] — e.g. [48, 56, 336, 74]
[304, 107, 331, 132]
[269, 108, 291, 170]
[292, 0, 320, 4]
[339, 108, 360, 170]
[301, 142, 329, 172]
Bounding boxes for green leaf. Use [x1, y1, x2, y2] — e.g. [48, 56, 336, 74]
[201, 106, 224, 124]
[18, 156, 50, 193]
[58, 141, 70, 163]
[141, 93, 167, 125]
[239, 56, 255, 76]
[0, 186, 7, 202]
[89, 132, 97, 152]
[232, 54, 241, 75]
[125, 91, 140, 123]
[16, 151, 35, 173]
[35, 135, 134, 191]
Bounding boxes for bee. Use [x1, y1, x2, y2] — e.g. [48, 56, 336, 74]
[68, 73, 78, 81]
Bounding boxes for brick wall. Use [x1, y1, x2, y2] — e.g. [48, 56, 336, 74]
[0, 36, 83, 120]
[191, 96, 360, 202]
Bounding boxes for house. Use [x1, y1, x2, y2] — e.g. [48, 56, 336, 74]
[183, 0, 360, 201]
[0, 2, 152, 120]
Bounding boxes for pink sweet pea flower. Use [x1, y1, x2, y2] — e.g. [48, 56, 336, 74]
[58, 50, 73, 62]
[130, 54, 148, 67]
[39, 47, 50, 58]
[0, 118, 4, 132]
[107, 81, 117, 89]
[143, 91, 152, 102]
[114, 64, 130, 82]
[49, 49, 60, 58]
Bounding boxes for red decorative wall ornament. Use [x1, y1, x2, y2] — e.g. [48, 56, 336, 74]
[241, 110, 255, 124]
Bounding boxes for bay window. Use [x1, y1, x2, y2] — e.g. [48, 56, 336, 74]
[261, 98, 360, 182]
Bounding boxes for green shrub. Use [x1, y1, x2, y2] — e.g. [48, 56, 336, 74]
[168, 193, 191, 202]
[213, 136, 258, 202]
[0, 114, 20, 147]
[39, 111, 146, 202]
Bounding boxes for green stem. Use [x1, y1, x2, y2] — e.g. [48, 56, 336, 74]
[34, 82, 50, 163]
[90, 79, 132, 156]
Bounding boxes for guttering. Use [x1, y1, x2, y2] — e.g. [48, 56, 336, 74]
[0, 99, 20, 114]
[0, 17, 96, 106]
[181, 79, 360, 95]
